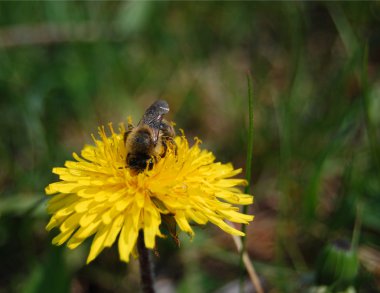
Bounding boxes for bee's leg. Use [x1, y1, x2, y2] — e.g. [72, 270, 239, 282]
[123, 130, 132, 144]
[124, 128, 133, 168]
[160, 120, 177, 156]
[165, 137, 178, 156]
[161, 139, 168, 158]
[170, 137, 178, 155]
[160, 120, 175, 137]
[160, 137, 178, 157]
[123, 123, 134, 144]
[147, 155, 157, 171]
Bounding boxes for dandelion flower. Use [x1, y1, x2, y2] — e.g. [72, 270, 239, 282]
[45, 123, 254, 264]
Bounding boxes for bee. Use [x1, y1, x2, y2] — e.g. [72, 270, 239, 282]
[124, 100, 176, 174]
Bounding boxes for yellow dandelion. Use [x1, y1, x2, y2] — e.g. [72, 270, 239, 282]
[45, 123, 254, 264]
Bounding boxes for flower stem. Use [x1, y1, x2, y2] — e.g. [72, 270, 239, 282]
[137, 231, 155, 293]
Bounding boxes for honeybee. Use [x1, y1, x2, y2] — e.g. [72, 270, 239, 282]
[124, 100, 176, 174]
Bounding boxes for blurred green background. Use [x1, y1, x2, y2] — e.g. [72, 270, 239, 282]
[1, 2, 380, 293]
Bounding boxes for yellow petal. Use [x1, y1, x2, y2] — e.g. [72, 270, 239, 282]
[75, 200, 93, 213]
[60, 213, 82, 232]
[208, 216, 245, 236]
[104, 214, 124, 247]
[143, 207, 161, 249]
[118, 218, 139, 262]
[218, 209, 254, 223]
[175, 212, 194, 237]
[87, 224, 109, 264]
[46, 216, 60, 231]
[186, 209, 208, 224]
[48, 182, 83, 194]
[80, 213, 99, 227]
[73, 220, 101, 239]
[102, 207, 119, 225]
[66, 237, 85, 250]
[52, 229, 75, 245]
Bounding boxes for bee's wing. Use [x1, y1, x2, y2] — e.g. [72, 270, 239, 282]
[138, 100, 170, 144]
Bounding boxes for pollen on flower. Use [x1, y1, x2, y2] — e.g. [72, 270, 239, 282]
[45, 123, 254, 264]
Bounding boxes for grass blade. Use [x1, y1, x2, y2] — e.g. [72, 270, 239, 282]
[239, 73, 261, 293]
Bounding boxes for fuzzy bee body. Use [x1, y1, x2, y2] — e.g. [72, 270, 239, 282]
[125, 100, 176, 174]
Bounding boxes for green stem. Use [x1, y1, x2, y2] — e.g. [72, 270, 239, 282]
[362, 44, 380, 174]
[351, 202, 362, 250]
[137, 231, 155, 293]
[239, 73, 255, 292]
